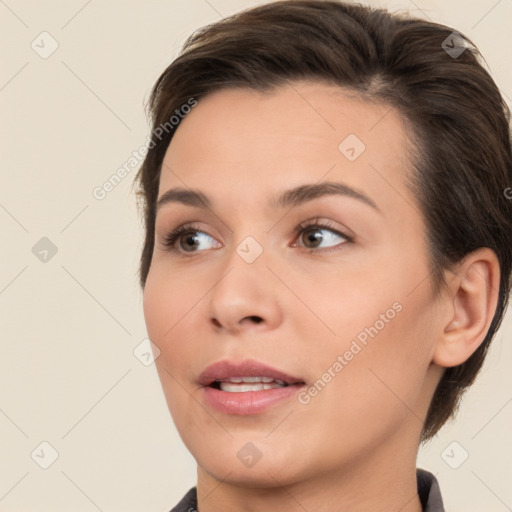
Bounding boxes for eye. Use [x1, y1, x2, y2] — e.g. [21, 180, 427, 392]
[161, 223, 220, 253]
[160, 218, 352, 255]
[292, 218, 352, 250]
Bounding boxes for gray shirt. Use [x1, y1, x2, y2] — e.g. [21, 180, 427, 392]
[170, 468, 445, 511]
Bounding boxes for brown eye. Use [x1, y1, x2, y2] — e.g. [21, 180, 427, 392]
[162, 224, 220, 253]
[295, 221, 351, 250]
[301, 227, 326, 248]
[177, 232, 202, 252]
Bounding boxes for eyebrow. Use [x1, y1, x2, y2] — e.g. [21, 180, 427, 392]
[156, 181, 380, 213]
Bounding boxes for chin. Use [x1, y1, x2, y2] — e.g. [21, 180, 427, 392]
[190, 437, 306, 487]
[199, 458, 300, 489]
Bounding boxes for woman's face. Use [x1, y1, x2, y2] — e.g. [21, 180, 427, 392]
[143, 80, 445, 488]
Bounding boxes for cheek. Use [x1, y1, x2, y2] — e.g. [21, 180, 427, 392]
[294, 313, 431, 471]
[303, 257, 436, 417]
[143, 271, 191, 382]
[143, 273, 198, 421]
[142, 266, 195, 340]
[317, 286, 435, 428]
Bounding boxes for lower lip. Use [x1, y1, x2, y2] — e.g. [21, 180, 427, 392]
[202, 384, 304, 414]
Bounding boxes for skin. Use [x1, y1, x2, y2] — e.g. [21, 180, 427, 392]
[143, 80, 499, 511]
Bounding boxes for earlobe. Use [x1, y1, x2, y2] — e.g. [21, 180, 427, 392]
[432, 247, 500, 368]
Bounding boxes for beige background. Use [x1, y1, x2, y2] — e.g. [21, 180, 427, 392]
[1, 0, 511, 510]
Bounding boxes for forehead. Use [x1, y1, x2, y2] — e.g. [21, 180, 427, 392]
[159, 80, 415, 217]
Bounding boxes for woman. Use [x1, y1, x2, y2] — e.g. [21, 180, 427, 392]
[134, 1, 512, 510]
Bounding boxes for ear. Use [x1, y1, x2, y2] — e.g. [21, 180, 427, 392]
[432, 247, 501, 368]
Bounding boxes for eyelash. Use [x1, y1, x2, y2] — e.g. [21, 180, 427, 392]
[161, 218, 353, 254]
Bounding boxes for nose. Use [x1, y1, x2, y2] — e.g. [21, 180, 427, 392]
[207, 245, 283, 334]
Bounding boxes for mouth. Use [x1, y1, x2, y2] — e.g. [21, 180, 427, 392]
[199, 359, 306, 391]
[198, 359, 306, 414]
[208, 376, 295, 392]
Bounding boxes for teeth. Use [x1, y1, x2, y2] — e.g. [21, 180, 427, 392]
[239, 376, 263, 383]
[219, 381, 287, 392]
[213, 376, 291, 391]
[221, 376, 287, 385]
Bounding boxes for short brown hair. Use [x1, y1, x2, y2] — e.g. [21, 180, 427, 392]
[134, 0, 512, 442]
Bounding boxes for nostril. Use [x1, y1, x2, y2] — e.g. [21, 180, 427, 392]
[247, 316, 263, 323]
[211, 316, 263, 328]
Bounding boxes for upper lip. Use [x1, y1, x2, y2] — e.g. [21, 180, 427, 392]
[198, 359, 305, 387]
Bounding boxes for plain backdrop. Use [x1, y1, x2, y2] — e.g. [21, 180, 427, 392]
[1, 1, 511, 511]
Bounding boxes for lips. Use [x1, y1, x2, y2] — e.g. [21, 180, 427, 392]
[198, 359, 305, 388]
[199, 359, 306, 415]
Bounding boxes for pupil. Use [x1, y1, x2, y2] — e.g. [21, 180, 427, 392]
[184, 234, 199, 249]
[305, 229, 322, 247]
